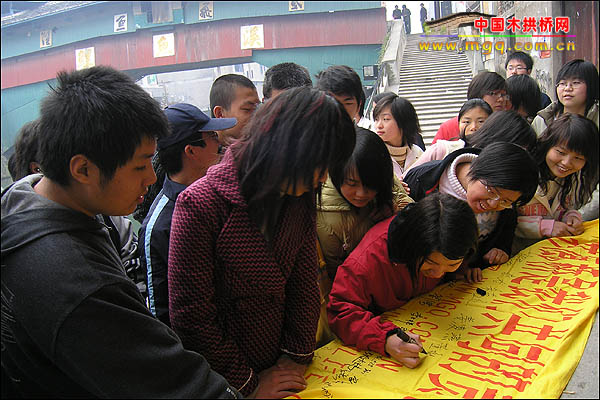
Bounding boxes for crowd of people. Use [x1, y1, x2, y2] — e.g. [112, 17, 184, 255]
[2, 51, 598, 398]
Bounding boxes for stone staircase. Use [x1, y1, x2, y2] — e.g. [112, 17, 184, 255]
[397, 33, 473, 146]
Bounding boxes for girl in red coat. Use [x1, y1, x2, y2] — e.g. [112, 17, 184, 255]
[327, 193, 478, 369]
[168, 87, 356, 398]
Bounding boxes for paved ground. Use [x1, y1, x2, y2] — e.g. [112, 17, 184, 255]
[561, 310, 599, 398]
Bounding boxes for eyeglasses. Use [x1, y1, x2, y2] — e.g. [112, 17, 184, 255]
[507, 65, 527, 72]
[485, 90, 510, 100]
[484, 184, 515, 209]
[189, 131, 219, 147]
[556, 80, 584, 90]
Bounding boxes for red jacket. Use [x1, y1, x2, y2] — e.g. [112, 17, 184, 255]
[327, 216, 441, 356]
[168, 150, 320, 396]
[432, 116, 459, 144]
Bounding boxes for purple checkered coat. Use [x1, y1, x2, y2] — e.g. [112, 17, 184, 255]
[168, 150, 320, 396]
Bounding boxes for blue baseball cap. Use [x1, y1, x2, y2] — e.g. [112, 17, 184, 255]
[157, 103, 237, 150]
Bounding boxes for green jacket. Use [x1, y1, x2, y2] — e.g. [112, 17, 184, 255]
[316, 176, 412, 280]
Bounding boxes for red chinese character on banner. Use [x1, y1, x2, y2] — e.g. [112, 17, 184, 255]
[506, 17, 521, 33]
[521, 17, 538, 33]
[474, 17, 489, 34]
[555, 17, 570, 33]
[490, 17, 505, 32]
[539, 17, 554, 32]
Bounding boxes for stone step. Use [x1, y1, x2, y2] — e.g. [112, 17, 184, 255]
[399, 92, 467, 101]
[399, 80, 469, 90]
[397, 78, 470, 86]
[416, 108, 461, 117]
[397, 69, 472, 78]
[400, 56, 470, 64]
[411, 103, 465, 112]
[399, 63, 471, 72]
[409, 97, 469, 105]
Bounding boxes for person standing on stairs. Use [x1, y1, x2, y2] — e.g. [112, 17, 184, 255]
[420, 3, 427, 33]
[401, 5, 412, 34]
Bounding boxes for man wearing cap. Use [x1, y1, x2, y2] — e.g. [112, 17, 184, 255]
[139, 103, 236, 326]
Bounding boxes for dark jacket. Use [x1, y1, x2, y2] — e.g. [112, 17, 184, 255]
[1, 175, 238, 398]
[403, 148, 518, 268]
[139, 176, 187, 326]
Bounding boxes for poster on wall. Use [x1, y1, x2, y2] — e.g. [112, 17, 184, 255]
[40, 30, 52, 48]
[153, 33, 175, 58]
[114, 13, 127, 32]
[75, 47, 95, 70]
[240, 24, 264, 50]
[199, 1, 213, 20]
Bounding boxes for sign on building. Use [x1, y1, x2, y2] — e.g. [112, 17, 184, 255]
[114, 13, 127, 32]
[75, 47, 95, 70]
[289, 1, 304, 11]
[40, 30, 52, 48]
[240, 25, 264, 49]
[153, 33, 175, 58]
[199, 1, 214, 20]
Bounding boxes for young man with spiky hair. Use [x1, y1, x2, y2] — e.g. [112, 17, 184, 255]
[263, 62, 312, 100]
[1, 66, 239, 399]
[209, 73, 260, 148]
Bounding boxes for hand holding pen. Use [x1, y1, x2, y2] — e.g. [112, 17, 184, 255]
[396, 328, 428, 354]
[384, 328, 426, 368]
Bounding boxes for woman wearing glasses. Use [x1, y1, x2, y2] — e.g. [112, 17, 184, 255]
[532, 59, 599, 135]
[432, 71, 508, 144]
[404, 142, 539, 282]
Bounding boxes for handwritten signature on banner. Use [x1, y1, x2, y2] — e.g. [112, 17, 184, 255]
[290, 221, 599, 399]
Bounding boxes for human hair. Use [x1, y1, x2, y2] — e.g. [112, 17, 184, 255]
[372, 94, 421, 148]
[315, 65, 365, 117]
[555, 59, 599, 115]
[372, 92, 395, 105]
[388, 193, 478, 283]
[535, 113, 599, 209]
[133, 153, 163, 223]
[329, 127, 394, 212]
[7, 153, 18, 182]
[506, 74, 542, 118]
[209, 74, 256, 116]
[468, 142, 539, 207]
[10, 119, 42, 181]
[263, 62, 312, 99]
[38, 66, 168, 187]
[232, 87, 355, 231]
[458, 98, 492, 123]
[504, 51, 534, 71]
[465, 110, 536, 151]
[467, 71, 506, 99]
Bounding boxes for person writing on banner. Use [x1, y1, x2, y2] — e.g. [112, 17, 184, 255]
[327, 193, 479, 368]
[167, 87, 356, 398]
[316, 127, 413, 347]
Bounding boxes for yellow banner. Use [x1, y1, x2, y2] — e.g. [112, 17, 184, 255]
[292, 220, 599, 399]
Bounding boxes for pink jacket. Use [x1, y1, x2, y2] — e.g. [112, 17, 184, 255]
[327, 216, 442, 356]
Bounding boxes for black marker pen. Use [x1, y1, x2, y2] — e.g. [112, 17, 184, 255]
[396, 328, 428, 355]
